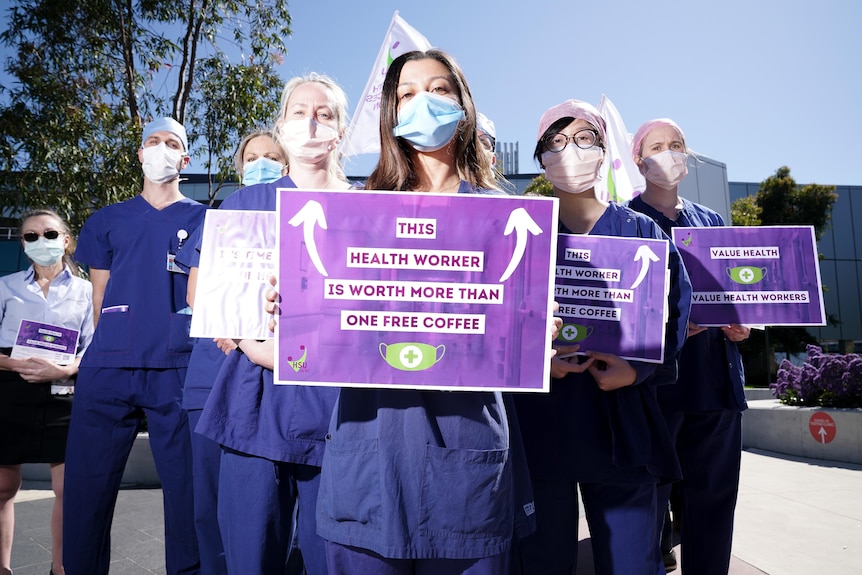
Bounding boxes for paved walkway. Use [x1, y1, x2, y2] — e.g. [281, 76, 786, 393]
[10, 449, 862, 574]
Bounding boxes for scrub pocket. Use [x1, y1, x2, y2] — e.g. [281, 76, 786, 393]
[321, 437, 381, 525]
[94, 308, 131, 352]
[419, 445, 512, 539]
[167, 312, 194, 353]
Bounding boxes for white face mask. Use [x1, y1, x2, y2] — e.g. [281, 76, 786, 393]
[24, 236, 65, 266]
[641, 150, 688, 189]
[276, 118, 338, 165]
[141, 142, 184, 183]
[541, 145, 604, 194]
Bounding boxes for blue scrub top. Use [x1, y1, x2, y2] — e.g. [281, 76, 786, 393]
[316, 183, 531, 560]
[174, 179, 286, 410]
[514, 202, 692, 484]
[194, 175, 340, 465]
[627, 195, 747, 413]
[75, 195, 206, 369]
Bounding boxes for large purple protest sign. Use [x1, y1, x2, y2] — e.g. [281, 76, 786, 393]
[672, 226, 826, 326]
[12, 319, 79, 364]
[275, 189, 558, 392]
[554, 234, 669, 363]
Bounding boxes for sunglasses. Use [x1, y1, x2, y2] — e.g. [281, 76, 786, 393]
[23, 230, 62, 242]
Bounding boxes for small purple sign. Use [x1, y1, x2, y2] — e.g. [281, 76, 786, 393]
[554, 234, 669, 363]
[275, 189, 558, 392]
[672, 226, 826, 326]
[11, 319, 79, 364]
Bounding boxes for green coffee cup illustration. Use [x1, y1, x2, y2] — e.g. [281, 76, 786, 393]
[726, 265, 767, 285]
[379, 341, 445, 371]
[559, 323, 593, 343]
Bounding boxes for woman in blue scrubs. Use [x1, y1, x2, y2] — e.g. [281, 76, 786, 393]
[64, 117, 205, 575]
[628, 118, 748, 575]
[512, 100, 691, 575]
[314, 49, 526, 575]
[192, 73, 352, 575]
[175, 130, 288, 575]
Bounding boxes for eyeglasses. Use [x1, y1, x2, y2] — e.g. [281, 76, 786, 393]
[543, 129, 599, 153]
[22, 230, 62, 242]
[478, 133, 496, 152]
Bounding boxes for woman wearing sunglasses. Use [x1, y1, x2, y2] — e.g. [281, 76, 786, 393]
[0, 209, 94, 575]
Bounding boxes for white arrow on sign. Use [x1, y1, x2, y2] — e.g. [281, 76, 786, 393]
[630, 244, 660, 290]
[288, 200, 329, 277]
[818, 426, 828, 444]
[499, 208, 543, 283]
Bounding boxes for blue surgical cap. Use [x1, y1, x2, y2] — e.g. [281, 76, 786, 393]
[141, 117, 188, 152]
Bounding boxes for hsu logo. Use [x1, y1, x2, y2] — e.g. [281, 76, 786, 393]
[287, 345, 308, 373]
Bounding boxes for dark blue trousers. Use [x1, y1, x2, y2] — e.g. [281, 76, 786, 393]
[63, 367, 200, 575]
[516, 479, 663, 575]
[656, 409, 742, 575]
[326, 542, 510, 574]
[187, 408, 227, 575]
[218, 448, 327, 575]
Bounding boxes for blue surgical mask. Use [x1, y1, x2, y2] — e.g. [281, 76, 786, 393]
[242, 157, 285, 186]
[24, 237, 66, 266]
[392, 91, 465, 152]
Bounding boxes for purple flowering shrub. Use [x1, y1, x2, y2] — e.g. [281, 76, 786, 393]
[771, 344, 862, 408]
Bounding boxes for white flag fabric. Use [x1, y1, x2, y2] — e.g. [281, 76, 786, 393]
[341, 12, 432, 157]
[595, 95, 645, 202]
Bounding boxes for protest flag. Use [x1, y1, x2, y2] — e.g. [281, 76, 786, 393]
[340, 11, 432, 157]
[595, 94, 645, 202]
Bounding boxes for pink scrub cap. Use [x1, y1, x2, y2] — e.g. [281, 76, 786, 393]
[537, 99, 606, 146]
[631, 118, 686, 159]
[142, 117, 189, 152]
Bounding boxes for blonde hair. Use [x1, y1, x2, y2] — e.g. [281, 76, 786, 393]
[233, 130, 287, 179]
[274, 73, 350, 184]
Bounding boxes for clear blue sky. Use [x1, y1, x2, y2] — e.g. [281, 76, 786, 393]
[1, 1, 858, 186]
[276, 0, 860, 186]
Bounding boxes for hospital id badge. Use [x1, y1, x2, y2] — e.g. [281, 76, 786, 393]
[166, 252, 187, 274]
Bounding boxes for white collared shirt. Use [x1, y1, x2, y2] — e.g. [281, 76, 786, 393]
[0, 265, 94, 354]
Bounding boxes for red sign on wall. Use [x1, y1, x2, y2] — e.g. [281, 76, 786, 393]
[809, 412, 837, 444]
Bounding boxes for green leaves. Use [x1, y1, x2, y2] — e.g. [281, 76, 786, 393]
[730, 167, 838, 385]
[0, 0, 291, 226]
[524, 175, 554, 197]
[731, 166, 838, 241]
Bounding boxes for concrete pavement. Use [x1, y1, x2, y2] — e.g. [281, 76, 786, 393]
[10, 448, 862, 574]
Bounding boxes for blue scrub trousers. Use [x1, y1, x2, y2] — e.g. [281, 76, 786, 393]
[656, 409, 742, 575]
[326, 542, 510, 575]
[63, 367, 199, 575]
[218, 448, 327, 575]
[187, 408, 227, 575]
[516, 479, 663, 575]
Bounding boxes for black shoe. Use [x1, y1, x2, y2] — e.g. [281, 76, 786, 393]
[663, 549, 678, 572]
